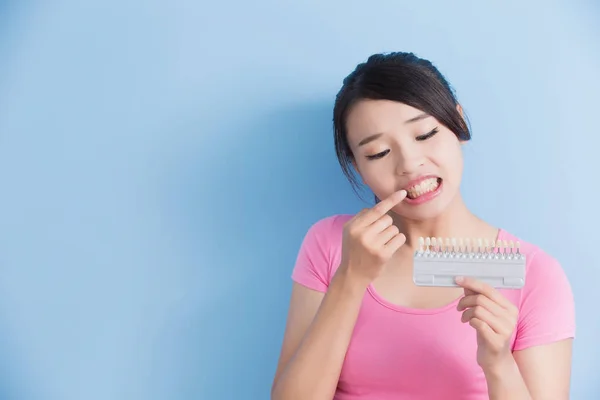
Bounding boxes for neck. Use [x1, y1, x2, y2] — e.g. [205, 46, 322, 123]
[391, 193, 497, 253]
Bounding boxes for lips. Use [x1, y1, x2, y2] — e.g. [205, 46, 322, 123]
[404, 176, 442, 200]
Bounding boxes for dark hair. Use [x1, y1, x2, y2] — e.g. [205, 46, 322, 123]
[333, 51, 471, 197]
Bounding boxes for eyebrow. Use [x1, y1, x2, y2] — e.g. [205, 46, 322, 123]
[404, 112, 431, 124]
[358, 133, 383, 147]
[357, 113, 431, 147]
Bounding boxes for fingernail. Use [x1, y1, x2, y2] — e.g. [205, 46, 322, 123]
[455, 276, 464, 283]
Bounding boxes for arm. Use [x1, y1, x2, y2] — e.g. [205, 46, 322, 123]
[512, 339, 573, 399]
[483, 354, 532, 400]
[508, 250, 575, 400]
[271, 269, 366, 400]
[272, 192, 408, 400]
[459, 249, 575, 400]
[482, 338, 572, 400]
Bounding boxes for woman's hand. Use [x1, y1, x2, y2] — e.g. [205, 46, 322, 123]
[338, 189, 408, 288]
[456, 276, 519, 371]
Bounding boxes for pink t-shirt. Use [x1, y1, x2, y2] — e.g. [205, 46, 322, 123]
[291, 214, 576, 400]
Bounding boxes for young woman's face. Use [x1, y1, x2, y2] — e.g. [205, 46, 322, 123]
[346, 99, 465, 221]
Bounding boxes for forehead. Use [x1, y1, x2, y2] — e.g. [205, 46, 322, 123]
[346, 99, 429, 141]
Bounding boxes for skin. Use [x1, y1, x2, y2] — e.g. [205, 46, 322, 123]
[271, 99, 573, 400]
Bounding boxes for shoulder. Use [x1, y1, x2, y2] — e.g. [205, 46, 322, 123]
[304, 214, 352, 239]
[291, 214, 353, 292]
[298, 213, 353, 261]
[499, 229, 576, 350]
[499, 229, 570, 289]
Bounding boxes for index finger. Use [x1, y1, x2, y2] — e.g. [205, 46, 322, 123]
[455, 276, 512, 309]
[360, 190, 407, 225]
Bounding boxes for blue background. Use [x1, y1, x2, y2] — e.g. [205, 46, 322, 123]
[0, 1, 598, 399]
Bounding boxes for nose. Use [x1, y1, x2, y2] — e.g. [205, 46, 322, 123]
[395, 146, 425, 176]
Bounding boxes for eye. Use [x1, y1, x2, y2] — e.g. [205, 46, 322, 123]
[416, 127, 439, 141]
[366, 149, 390, 160]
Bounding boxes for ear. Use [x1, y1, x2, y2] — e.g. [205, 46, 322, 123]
[456, 103, 464, 118]
[456, 103, 467, 146]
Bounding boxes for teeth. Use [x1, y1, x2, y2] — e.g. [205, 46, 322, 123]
[416, 236, 525, 259]
[407, 178, 440, 199]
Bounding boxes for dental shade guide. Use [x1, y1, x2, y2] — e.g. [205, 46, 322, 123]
[413, 237, 526, 289]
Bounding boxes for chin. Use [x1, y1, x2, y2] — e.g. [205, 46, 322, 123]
[393, 204, 447, 222]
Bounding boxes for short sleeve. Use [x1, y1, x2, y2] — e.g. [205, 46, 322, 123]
[291, 216, 342, 293]
[512, 251, 576, 351]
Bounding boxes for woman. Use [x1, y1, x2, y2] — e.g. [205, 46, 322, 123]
[271, 52, 575, 400]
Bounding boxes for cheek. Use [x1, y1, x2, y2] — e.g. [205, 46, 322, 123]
[358, 162, 398, 195]
[436, 142, 463, 180]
